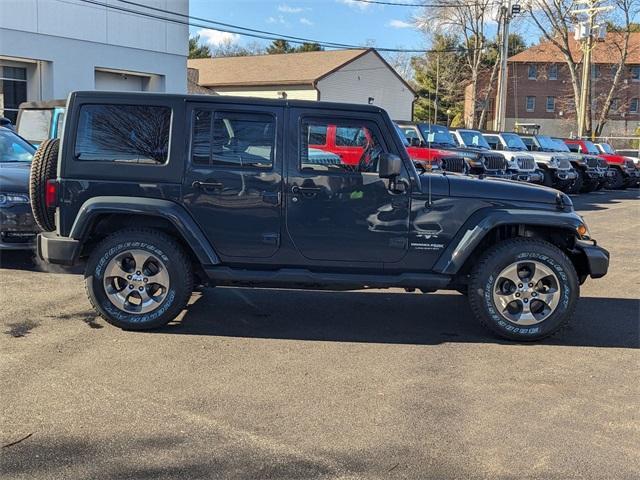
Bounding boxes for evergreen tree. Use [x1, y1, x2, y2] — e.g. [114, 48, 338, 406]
[189, 35, 211, 59]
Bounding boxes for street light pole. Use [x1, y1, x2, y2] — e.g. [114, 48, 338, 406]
[494, 0, 512, 132]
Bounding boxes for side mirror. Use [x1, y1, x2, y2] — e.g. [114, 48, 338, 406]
[379, 152, 402, 179]
[409, 137, 420, 147]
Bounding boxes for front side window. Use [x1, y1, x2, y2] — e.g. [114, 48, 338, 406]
[528, 64, 537, 80]
[526, 96, 536, 112]
[75, 104, 171, 164]
[302, 119, 384, 173]
[548, 64, 558, 80]
[191, 109, 275, 169]
[546, 96, 555, 112]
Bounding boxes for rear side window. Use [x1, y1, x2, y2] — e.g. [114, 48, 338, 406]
[191, 109, 274, 169]
[74, 104, 171, 164]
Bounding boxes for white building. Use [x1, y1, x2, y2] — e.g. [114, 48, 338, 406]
[0, 0, 188, 122]
[188, 49, 416, 120]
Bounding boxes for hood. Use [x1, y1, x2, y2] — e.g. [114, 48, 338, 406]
[443, 173, 569, 206]
[598, 153, 626, 164]
[0, 162, 31, 194]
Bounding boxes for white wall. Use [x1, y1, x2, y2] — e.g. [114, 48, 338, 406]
[316, 51, 414, 121]
[0, 0, 187, 100]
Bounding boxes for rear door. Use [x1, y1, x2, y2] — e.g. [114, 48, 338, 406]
[182, 102, 284, 259]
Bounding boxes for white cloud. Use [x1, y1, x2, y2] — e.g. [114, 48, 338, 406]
[300, 17, 313, 25]
[267, 15, 287, 24]
[197, 28, 239, 46]
[337, 0, 371, 10]
[388, 19, 413, 29]
[278, 4, 304, 13]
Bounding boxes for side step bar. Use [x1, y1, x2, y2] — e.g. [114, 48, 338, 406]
[204, 267, 452, 291]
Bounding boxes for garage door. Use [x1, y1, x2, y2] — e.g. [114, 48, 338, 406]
[95, 71, 144, 91]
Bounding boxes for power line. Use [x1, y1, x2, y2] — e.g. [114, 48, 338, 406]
[74, 0, 483, 54]
[347, 0, 500, 8]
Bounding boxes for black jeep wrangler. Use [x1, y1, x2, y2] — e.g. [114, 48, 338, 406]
[32, 92, 609, 341]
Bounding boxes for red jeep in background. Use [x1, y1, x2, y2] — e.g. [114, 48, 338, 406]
[395, 123, 467, 173]
[565, 139, 639, 189]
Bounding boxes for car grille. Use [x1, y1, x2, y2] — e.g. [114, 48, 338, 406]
[558, 158, 572, 170]
[516, 156, 536, 171]
[442, 156, 466, 173]
[483, 154, 508, 171]
[585, 157, 599, 168]
[597, 158, 608, 169]
[625, 159, 636, 169]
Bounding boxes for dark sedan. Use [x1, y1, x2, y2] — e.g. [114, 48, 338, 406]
[0, 127, 38, 249]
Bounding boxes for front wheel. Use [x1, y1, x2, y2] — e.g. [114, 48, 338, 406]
[85, 228, 193, 330]
[608, 168, 626, 189]
[468, 238, 578, 341]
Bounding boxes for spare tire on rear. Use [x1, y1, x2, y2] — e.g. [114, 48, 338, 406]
[29, 138, 59, 232]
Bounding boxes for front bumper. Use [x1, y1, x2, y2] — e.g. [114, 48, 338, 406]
[575, 239, 609, 279]
[0, 203, 38, 250]
[37, 232, 81, 266]
[510, 170, 544, 183]
[554, 169, 578, 182]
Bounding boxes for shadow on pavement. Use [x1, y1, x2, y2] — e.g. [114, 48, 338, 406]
[570, 187, 639, 212]
[0, 250, 83, 274]
[158, 288, 640, 349]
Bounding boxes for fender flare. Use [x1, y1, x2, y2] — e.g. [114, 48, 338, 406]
[69, 196, 220, 266]
[433, 208, 583, 275]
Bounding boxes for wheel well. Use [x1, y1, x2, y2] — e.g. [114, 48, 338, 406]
[455, 223, 586, 284]
[79, 213, 208, 285]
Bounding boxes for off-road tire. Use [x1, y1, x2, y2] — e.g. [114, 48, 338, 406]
[85, 228, 193, 330]
[541, 169, 554, 188]
[608, 167, 626, 190]
[569, 168, 584, 194]
[29, 138, 59, 232]
[468, 238, 579, 341]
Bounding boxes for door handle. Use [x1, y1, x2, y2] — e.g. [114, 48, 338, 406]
[192, 180, 223, 189]
[291, 185, 321, 194]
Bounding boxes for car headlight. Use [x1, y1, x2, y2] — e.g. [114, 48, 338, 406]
[577, 219, 591, 240]
[549, 157, 559, 167]
[0, 193, 30, 206]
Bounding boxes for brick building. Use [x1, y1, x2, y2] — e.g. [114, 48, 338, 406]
[465, 32, 640, 137]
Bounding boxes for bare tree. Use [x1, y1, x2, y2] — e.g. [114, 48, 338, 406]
[526, 0, 639, 135]
[416, 0, 497, 128]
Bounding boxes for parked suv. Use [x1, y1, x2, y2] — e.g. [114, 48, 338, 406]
[395, 122, 468, 174]
[450, 129, 511, 178]
[32, 92, 609, 341]
[520, 135, 577, 191]
[551, 138, 606, 193]
[576, 140, 639, 189]
[483, 132, 543, 184]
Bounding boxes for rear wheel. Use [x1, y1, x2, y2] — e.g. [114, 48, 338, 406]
[85, 228, 193, 330]
[29, 138, 59, 232]
[468, 238, 578, 341]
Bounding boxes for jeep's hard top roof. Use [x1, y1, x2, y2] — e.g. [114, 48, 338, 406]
[69, 91, 387, 115]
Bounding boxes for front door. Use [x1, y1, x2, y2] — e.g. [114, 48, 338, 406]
[183, 103, 283, 259]
[286, 110, 411, 263]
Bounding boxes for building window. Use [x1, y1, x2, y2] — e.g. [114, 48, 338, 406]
[631, 66, 640, 81]
[528, 64, 537, 80]
[75, 104, 171, 164]
[0, 66, 27, 124]
[611, 65, 619, 77]
[630, 98, 639, 113]
[610, 98, 619, 112]
[548, 64, 558, 80]
[526, 96, 536, 112]
[302, 119, 385, 173]
[192, 109, 275, 169]
[591, 65, 601, 79]
[546, 96, 555, 112]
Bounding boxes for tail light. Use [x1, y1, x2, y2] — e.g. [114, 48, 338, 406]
[45, 180, 58, 208]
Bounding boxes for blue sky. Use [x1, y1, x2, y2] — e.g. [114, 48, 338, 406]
[189, 0, 430, 51]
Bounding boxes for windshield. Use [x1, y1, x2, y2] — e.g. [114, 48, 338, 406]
[501, 133, 528, 151]
[551, 138, 571, 152]
[0, 128, 35, 162]
[458, 130, 491, 149]
[394, 124, 410, 147]
[537, 135, 564, 151]
[17, 109, 52, 144]
[418, 124, 457, 147]
[583, 140, 600, 155]
[598, 143, 615, 154]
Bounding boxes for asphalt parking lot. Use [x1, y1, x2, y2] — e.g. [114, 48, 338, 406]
[1, 188, 638, 480]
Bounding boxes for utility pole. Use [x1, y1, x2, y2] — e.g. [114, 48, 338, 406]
[494, 0, 517, 132]
[434, 55, 440, 124]
[574, 0, 611, 138]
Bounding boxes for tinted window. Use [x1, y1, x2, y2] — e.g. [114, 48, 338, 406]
[301, 120, 384, 173]
[308, 125, 327, 145]
[75, 104, 171, 164]
[191, 110, 274, 169]
[0, 128, 35, 162]
[54, 112, 65, 138]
